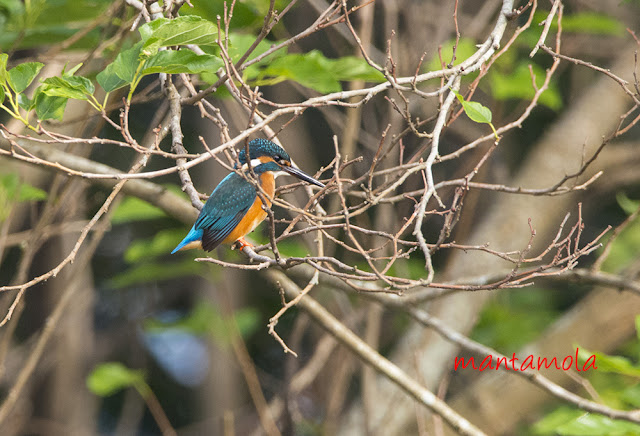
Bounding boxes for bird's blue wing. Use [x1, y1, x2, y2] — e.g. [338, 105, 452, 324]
[194, 172, 256, 251]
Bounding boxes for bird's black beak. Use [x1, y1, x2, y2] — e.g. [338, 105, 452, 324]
[282, 165, 325, 188]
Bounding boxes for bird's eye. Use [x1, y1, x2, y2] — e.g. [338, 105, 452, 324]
[274, 155, 282, 163]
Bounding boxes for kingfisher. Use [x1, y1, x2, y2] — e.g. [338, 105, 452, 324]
[172, 139, 325, 254]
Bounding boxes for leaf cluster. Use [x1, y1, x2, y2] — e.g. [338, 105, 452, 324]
[533, 316, 640, 435]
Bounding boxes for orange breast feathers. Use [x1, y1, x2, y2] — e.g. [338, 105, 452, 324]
[222, 172, 275, 244]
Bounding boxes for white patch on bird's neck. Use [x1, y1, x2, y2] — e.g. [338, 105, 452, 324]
[241, 158, 263, 171]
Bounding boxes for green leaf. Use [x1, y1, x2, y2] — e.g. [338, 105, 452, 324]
[490, 62, 562, 110]
[0, 0, 24, 18]
[0, 174, 18, 221]
[97, 42, 143, 92]
[7, 62, 44, 93]
[555, 413, 640, 435]
[110, 261, 203, 288]
[621, 384, 640, 408]
[34, 87, 67, 120]
[252, 51, 385, 93]
[137, 19, 162, 42]
[427, 38, 479, 71]
[181, 2, 265, 31]
[144, 302, 260, 341]
[145, 301, 219, 335]
[41, 75, 94, 101]
[17, 93, 32, 110]
[0, 86, 4, 105]
[277, 240, 314, 258]
[141, 49, 223, 75]
[521, 12, 625, 49]
[234, 308, 260, 338]
[616, 192, 639, 215]
[96, 62, 129, 93]
[534, 407, 640, 435]
[140, 16, 218, 55]
[116, 42, 144, 83]
[599, 196, 640, 273]
[537, 11, 625, 37]
[533, 407, 584, 435]
[462, 100, 492, 124]
[229, 35, 384, 92]
[110, 184, 187, 224]
[326, 56, 385, 82]
[472, 289, 560, 352]
[124, 230, 183, 264]
[0, 173, 20, 201]
[111, 195, 168, 224]
[256, 51, 341, 93]
[0, 53, 8, 83]
[453, 90, 492, 124]
[87, 362, 145, 397]
[62, 62, 83, 76]
[226, 32, 287, 84]
[228, 32, 281, 63]
[18, 183, 47, 202]
[0, 0, 110, 50]
[578, 347, 640, 377]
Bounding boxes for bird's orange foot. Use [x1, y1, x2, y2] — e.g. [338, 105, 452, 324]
[232, 237, 253, 251]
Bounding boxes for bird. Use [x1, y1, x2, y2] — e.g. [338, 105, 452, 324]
[172, 138, 325, 254]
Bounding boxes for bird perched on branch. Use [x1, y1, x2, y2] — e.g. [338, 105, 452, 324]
[172, 138, 325, 254]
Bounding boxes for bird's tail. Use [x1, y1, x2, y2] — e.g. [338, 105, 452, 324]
[171, 226, 203, 254]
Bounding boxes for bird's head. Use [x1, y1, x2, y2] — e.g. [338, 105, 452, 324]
[237, 139, 325, 188]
